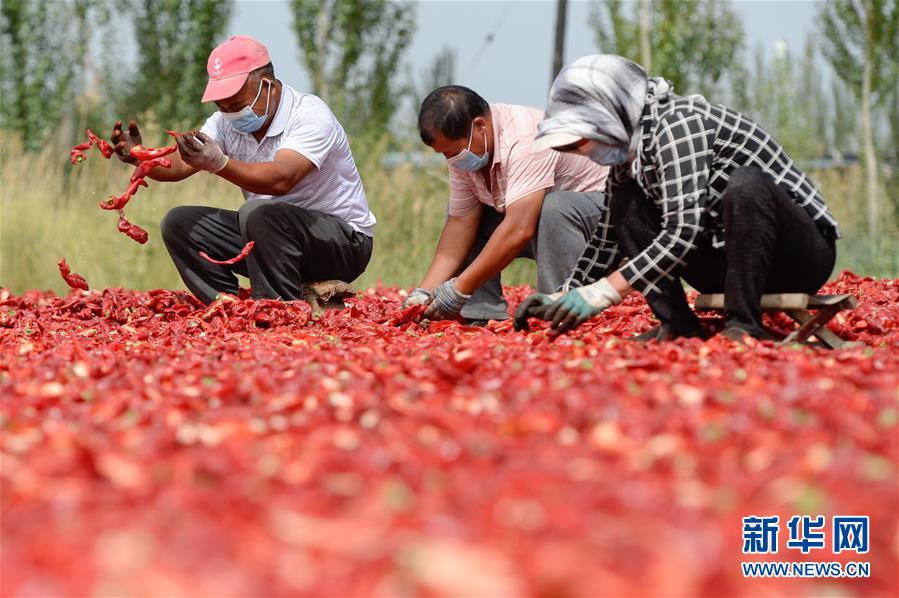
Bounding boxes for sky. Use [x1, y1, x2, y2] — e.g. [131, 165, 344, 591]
[227, 0, 823, 109]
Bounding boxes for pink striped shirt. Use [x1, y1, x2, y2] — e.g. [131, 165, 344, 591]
[448, 103, 608, 216]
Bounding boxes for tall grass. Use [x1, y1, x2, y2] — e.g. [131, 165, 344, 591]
[0, 133, 894, 296]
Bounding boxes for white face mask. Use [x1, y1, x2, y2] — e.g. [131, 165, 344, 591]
[221, 79, 272, 133]
[446, 123, 490, 171]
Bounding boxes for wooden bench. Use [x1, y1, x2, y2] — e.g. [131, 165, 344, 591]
[693, 293, 858, 348]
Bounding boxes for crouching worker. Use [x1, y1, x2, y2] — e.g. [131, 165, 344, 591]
[110, 35, 375, 304]
[515, 55, 840, 340]
[405, 86, 611, 324]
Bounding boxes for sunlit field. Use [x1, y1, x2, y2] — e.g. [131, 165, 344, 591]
[0, 134, 895, 295]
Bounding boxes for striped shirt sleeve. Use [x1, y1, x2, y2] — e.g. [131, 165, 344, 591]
[620, 111, 712, 295]
[447, 168, 481, 216]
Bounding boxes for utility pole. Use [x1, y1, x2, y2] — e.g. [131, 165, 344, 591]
[639, 0, 652, 73]
[551, 0, 568, 83]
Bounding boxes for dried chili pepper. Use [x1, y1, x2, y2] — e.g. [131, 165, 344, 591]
[57, 258, 89, 291]
[199, 241, 255, 265]
[96, 139, 113, 159]
[1, 271, 897, 596]
[116, 214, 148, 244]
[130, 157, 172, 183]
[100, 179, 148, 211]
[130, 144, 177, 161]
[85, 129, 103, 144]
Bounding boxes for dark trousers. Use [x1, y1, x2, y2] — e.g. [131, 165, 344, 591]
[161, 199, 372, 304]
[461, 191, 609, 321]
[610, 166, 836, 335]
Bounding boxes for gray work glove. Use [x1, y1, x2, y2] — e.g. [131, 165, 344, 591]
[422, 278, 471, 321]
[402, 287, 433, 308]
[176, 130, 229, 173]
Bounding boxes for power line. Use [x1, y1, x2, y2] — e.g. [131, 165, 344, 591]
[464, 2, 515, 77]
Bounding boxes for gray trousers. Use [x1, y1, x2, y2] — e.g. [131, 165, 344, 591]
[161, 199, 373, 305]
[460, 190, 608, 321]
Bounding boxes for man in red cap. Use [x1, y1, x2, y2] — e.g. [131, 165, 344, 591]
[110, 35, 375, 305]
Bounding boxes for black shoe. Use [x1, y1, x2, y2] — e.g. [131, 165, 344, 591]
[629, 323, 708, 342]
[721, 325, 776, 341]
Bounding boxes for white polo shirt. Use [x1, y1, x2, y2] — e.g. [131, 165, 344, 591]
[201, 84, 376, 236]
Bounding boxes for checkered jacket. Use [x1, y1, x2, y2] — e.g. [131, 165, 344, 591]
[564, 95, 840, 295]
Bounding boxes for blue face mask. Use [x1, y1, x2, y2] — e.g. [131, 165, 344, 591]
[583, 140, 631, 166]
[447, 123, 490, 171]
[222, 79, 272, 134]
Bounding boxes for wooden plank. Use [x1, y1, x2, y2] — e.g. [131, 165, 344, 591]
[807, 294, 857, 309]
[783, 305, 842, 345]
[695, 293, 810, 311]
[784, 309, 846, 348]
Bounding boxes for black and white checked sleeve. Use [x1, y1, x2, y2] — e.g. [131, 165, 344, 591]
[620, 112, 713, 295]
[561, 169, 625, 291]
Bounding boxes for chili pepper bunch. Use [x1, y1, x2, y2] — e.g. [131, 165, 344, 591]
[70, 129, 177, 244]
[1, 271, 897, 596]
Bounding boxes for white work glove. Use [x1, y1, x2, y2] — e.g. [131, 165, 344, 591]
[523, 278, 622, 333]
[176, 131, 229, 173]
[402, 288, 433, 308]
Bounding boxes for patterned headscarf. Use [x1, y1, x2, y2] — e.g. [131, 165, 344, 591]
[536, 54, 672, 152]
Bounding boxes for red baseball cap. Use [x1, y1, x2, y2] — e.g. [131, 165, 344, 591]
[202, 35, 271, 103]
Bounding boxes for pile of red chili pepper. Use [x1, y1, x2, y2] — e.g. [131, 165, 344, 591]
[1, 270, 896, 596]
[70, 129, 177, 245]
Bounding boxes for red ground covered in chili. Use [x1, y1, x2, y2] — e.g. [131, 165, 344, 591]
[1, 271, 896, 596]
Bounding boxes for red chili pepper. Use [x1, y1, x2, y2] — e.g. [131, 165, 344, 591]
[2, 269, 897, 596]
[130, 157, 172, 183]
[199, 241, 255, 265]
[57, 258, 89, 291]
[96, 139, 113, 159]
[100, 179, 148, 211]
[130, 144, 177, 161]
[117, 214, 148, 244]
[73, 141, 92, 151]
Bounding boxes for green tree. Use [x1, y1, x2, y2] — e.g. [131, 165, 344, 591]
[0, 0, 81, 150]
[589, 0, 744, 97]
[819, 0, 899, 239]
[124, 0, 232, 137]
[741, 39, 832, 161]
[289, 0, 415, 137]
[411, 46, 457, 114]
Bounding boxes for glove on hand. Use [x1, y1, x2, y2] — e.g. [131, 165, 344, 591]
[402, 288, 433, 308]
[422, 278, 470, 321]
[542, 278, 622, 333]
[513, 291, 563, 331]
[176, 131, 229, 173]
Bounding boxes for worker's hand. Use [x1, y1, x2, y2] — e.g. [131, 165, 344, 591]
[402, 288, 433, 308]
[176, 131, 229, 173]
[513, 292, 560, 332]
[542, 277, 622, 333]
[422, 278, 470, 321]
[111, 120, 142, 165]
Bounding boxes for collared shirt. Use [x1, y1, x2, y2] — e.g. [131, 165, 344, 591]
[448, 103, 608, 216]
[201, 83, 376, 236]
[564, 94, 840, 294]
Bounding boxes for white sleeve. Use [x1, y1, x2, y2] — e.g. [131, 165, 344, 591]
[199, 112, 225, 147]
[278, 97, 339, 168]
